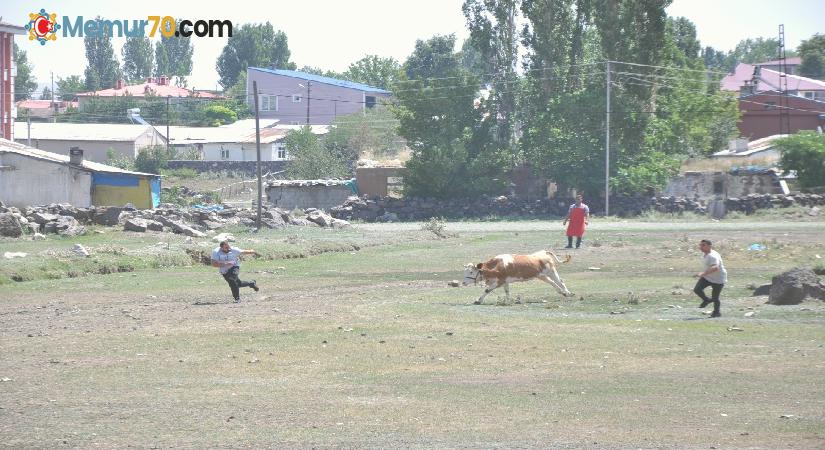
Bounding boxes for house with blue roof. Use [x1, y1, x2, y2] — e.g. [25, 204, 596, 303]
[247, 67, 392, 125]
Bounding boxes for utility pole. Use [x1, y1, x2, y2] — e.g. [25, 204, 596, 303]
[166, 96, 170, 153]
[27, 115, 31, 146]
[604, 61, 611, 217]
[305, 81, 311, 125]
[253, 81, 262, 230]
[51, 71, 56, 123]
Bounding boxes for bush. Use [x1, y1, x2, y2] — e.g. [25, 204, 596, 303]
[778, 132, 825, 190]
[162, 167, 198, 178]
[201, 104, 238, 126]
[135, 145, 175, 174]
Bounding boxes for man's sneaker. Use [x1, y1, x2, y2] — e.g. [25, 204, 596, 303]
[699, 300, 711, 308]
[710, 310, 721, 318]
[233, 298, 241, 303]
[251, 280, 259, 292]
[564, 245, 573, 249]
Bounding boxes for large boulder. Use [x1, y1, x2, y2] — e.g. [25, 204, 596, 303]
[93, 207, 125, 226]
[0, 213, 23, 237]
[55, 216, 86, 236]
[30, 212, 59, 225]
[124, 218, 161, 233]
[306, 210, 334, 227]
[768, 268, 825, 305]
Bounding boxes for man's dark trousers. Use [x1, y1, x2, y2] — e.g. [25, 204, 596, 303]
[222, 266, 255, 301]
[693, 277, 723, 313]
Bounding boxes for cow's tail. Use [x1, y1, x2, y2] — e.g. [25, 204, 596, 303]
[545, 250, 571, 264]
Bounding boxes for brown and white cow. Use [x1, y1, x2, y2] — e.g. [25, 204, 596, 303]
[462, 250, 572, 304]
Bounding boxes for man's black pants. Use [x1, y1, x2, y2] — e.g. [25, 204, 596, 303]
[222, 266, 254, 300]
[693, 277, 723, 312]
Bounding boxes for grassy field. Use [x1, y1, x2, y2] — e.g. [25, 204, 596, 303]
[1, 218, 824, 448]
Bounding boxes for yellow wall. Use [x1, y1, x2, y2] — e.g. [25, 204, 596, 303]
[92, 177, 153, 209]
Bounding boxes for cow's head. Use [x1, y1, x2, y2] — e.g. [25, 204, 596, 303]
[462, 263, 483, 285]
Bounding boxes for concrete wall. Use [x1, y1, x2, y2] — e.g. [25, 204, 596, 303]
[356, 167, 405, 197]
[0, 153, 92, 207]
[664, 172, 781, 199]
[265, 184, 354, 210]
[248, 69, 392, 125]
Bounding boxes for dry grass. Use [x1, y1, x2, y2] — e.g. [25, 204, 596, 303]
[680, 156, 779, 173]
[1, 220, 824, 448]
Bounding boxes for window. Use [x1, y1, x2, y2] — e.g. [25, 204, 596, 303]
[220, 146, 230, 160]
[803, 91, 815, 100]
[292, 95, 302, 103]
[275, 144, 287, 160]
[764, 101, 776, 110]
[260, 95, 278, 111]
[365, 95, 376, 108]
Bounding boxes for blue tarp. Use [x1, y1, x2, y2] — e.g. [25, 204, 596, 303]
[150, 178, 161, 208]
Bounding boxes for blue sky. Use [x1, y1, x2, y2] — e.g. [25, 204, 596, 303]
[3, 0, 823, 93]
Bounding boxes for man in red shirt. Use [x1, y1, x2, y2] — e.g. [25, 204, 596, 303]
[563, 194, 590, 249]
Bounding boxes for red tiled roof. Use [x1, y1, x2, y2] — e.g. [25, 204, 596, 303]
[721, 63, 825, 92]
[78, 82, 220, 98]
[15, 100, 78, 109]
[755, 56, 803, 66]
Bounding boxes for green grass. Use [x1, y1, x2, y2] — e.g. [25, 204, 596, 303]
[1, 219, 825, 448]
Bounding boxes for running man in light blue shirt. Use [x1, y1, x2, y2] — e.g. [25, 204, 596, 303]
[211, 240, 259, 303]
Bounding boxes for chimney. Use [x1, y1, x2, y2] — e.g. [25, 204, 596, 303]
[146, 76, 155, 84]
[69, 147, 84, 166]
[159, 75, 168, 86]
[115, 79, 125, 89]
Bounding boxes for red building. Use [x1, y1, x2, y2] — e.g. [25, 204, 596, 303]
[738, 91, 825, 140]
[0, 21, 26, 141]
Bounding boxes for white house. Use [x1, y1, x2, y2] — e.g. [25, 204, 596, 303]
[163, 123, 328, 161]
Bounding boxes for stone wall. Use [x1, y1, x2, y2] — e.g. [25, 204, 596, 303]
[330, 193, 825, 222]
[265, 180, 357, 211]
[167, 160, 289, 176]
[664, 171, 783, 199]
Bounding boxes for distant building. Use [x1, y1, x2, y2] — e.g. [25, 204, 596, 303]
[14, 122, 166, 162]
[722, 63, 825, 101]
[162, 123, 328, 161]
[0, 138, 160, 209]
[0, 21, 26, 140]
[711, 135, 784, 165]
[76, 76, 221, 110]
[16, 99, 78, 119]
[247, 67, 392, 125]
[736, 91, 825, 140]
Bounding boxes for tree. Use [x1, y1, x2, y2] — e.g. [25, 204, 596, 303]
[284, 126, 350, 179]
[298, 66, 346, 79]
[83, 19, 122, 91]
[778, 132, 825, 190]
[324, 108, 404, 162]
[134, 145, 175, 174]
[122, 36, 154, 83]
[41, 86, 52, 100]
[13, 43, 37, 101]
[344, 55, 402, 90]
[154, 23, 194, 86]
[725, 37, 795, 71]
[798, 33, 825, 80]
[216, 23, 296, 89]
[463, 0, 521, 148]
[395, 34, 508, 198]
[701, 46, 728, 72]
[56, 75, 85, 101]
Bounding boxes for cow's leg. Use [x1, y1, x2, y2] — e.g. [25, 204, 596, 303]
[504, 282, 512, 304]
[474, 281, 499, 305]
[546, 268, 573, 297]
[537, 275, 565, 294]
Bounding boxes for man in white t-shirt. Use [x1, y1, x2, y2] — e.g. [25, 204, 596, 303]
[211, 240, 259, 303]
[693, 239, 727, 318]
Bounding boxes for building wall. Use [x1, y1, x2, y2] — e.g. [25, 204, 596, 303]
[201, 142, 281, 161]
[664, 172, 781, 200]
[0, 31, 15, 141]
[91, 172, 155, 209]
[17, 139, 137, 162]
[0, 153, 93, 207]
[738, 94, 825, 140]
[248, 69, 392, 125]
[356, 167, 405, 198]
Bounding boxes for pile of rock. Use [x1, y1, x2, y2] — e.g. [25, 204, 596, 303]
[0, 202, 350, 238]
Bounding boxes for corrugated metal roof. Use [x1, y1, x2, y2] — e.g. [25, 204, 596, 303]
[13, 122, 163, 142]
[0, 138, 159, 177]
[722, 63, 825, 92]
[249, 67, 391, 94]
